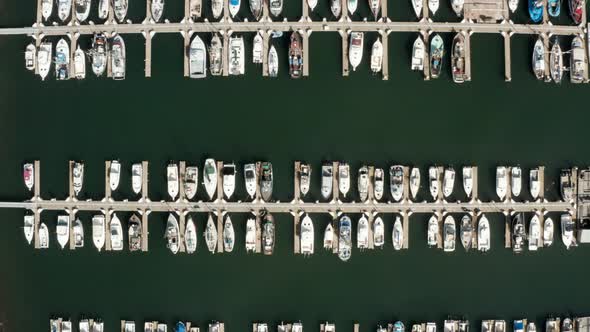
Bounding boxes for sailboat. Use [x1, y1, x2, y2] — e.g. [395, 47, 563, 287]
[166, 213, 180, 254]
[151, 0, 165, 21]
[92, 214, 105, 251]
[184, 166, 198, 200]
[185, 216, 197, 254]
[430, 34, 444, 79]
[209, 34, 223, 76]
[349, 32, 364, 71]
[204, 158, 218, 200]
[532, 37, 545, 80]
[393, 216, 404, 250]
[268, 45, 279, 77]
[370, 38, 383, 73]
[223, 214, 235, 252]
[205, 213, 218, 253]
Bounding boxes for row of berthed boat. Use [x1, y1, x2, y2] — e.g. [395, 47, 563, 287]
[531, 35, 587, 84]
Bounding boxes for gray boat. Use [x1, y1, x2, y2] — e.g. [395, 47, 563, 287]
[262, 212, 275, 255]
[512, 212, 526, 253]
[260, 162, 273, 202]
[128, 214, 142, 252]
[460, 214, 473, 250]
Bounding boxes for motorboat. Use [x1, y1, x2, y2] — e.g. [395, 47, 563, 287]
[223, 214, 235, 252]
[145, 322, 154, 332]
[529, 0, 543, 22]
[228, 36, 245, 75]
[167, 163, 179, 200]
[300, 214, 314, 256]
[98, 0, 109, 19]
[244, 163, 257, 199]
[253, 32, 263, 64]
[460, 214, 473, 250]
[250, 0, 262, 20]
[550, 39, 563, 83]
[348, 0, 358, 14]
[110, 213, 123, 251]
[289, 32, 303, 79]
[462, 166, 473, 198]
[425, 323, 436, 332]
[494, 321, 505, 332]
[374, 168, 384, 200]
[80, 320, 90, 332]
[563, 320, 574, 332]
[496, 166, 507, 201]
[189, 35, 207, 79]
[131, 163, 142, 195]
[477, 214, 490, 252]
[270, 0, 283, 16]
[25, 44, 36, 71]
[532, 37, 545, 80]
[56, 215, 70, 249]
[245, 217, 256, 252]
[108, 160, 121, 191]
[560, 168, 573, 202]
[429, 166, 439, 200]
[410, 167, 420, 200]
[511, 167, 522, 197]
[411, 0, 422, 17]
[428, 0, 439, 15]
[427, 214, 438, 247]
[331, 0, 342, 17]
[150, 0, 164, 21]
[24, 215, 34, 244]
[321, 163, 334, 200]
[185, 216, 197, 254]
[543, 217, 554, 246]
[222, 163, 237, 199]
[166, 214, 180, 254]
[571, 36, 586, 83]
[262, 212, 275, 255]
[451, 33, 466, 83]
[73, 162, 84, 197]
[205, 213, 218, 253]
[300, 163, 311, 196]
[55, 38, 70, 80]
[113, 0, 128, 22]
[451, 0, 464, 16]
[394, 322, 404, 332]
[528, 214, 541, 251]
[229, 0, 240, 17]
[374, 216, 385, 248]
[124, 321, 135, 332]
[508, 0, 518, 11]
[128, 214, 142, 252]
[75, 0, 91, 22]
[561, 213, 575, 249]
[430, 34, 444, 79]
[91, 33, 108, 77]
[530, 167, 540, 199]
[443, 167, 455, 198]
[111, 34, 126, 80]
[180, 166, 197, 200]
[338, 215, 352, 261]
[62, 320, 73, 332]
[23, 163, 34, 191]
[39, 223, 49, 248]
[177, 323, 187, 332]
[339, 163, 350, 197]
[73, 46, 86, 79]
[92, 214, 105, 251]
[443, 215, 456, 252]
[209, 34, 223, 76]
[73, 217, 84, 248]
[358, 166, 369, 202]
[37, 41, 52, 80]
[569, 0, 583, 23]
[190, 0, 202, 19]
[58, 0, 72, 21]
[209, 322, 221, 332]
[349, 32, 364, 71]
[357, 214, 369, 249]
[212, 0, 224, 18]
[268, 45, 279, 77]
[324, 222, 334, 249]
[546, 319, 557, 332]
[42, 0, 53, 20]
[204, 158, 218, 200]
[512, 212, 526, 253]
[458, 322, 468, 332]
[370, 38, 383, 73]
[393, 216, 403, 250]
[513, 321, 524, 332]
[390, 165, 404, 202]
[368, 0, 380, 19]
[261, 162, 274, 202]
[548, 0, 560, 17]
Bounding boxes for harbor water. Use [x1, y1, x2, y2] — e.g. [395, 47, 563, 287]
[0, 0, 589, 331]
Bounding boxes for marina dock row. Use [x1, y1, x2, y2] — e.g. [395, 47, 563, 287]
[16, 0, 590, 81]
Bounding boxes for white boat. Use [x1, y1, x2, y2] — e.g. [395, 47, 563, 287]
[229, 36, 245, 75]
[23, 163, 34, 191]
[109, 160, 121, 191]
[511, 166, 522, 197]
[508, 0, 518, 12]
[37, 41, 52, 80]
[373, 216, 384, 248]
[528, 214, 541, 251]
[185, 216, 197, 254]
[190, 0, 202, 19]
[338, 163, 350, 197]
[370, 38, 383, 73]
[411, 0, 422, 18]
[73, 162, 84, 197]
[212, 0, 224, 18]
[73, 46, 86, 79]
[56, 215, 70, 249]
[443, 215, 456, 252]
[270, 0, 283, 16]
[42, 0, 53, 20]
[357, 214, 369, 249]
[55, 38, 70, 80]
[321, 163, 333, 200]
[409, 167, 420, 200]
[427, 214, 438, 247]
[338, 215, 352, 261]
[131, 163, 142, 195]
[308, 0, 318, 11]
[428, 166, 439, 200]
[128, 214, 141, 251]
[244, 163, 257, 198]
[428, 0, 439, 15]
[550, 40, 563, 83]
[250, 0, 262, 19]
[411, 35, 425, 71]
[349, 32, 364, 71]
[268, 45, 279, 77]
[189, 35, 207, 79]
[151, 0, 165, 22]
[229, 0, 240, 18]
[324, 222, 334, 249]
[331, 0, 342, 17]
[561, 213, 575, 249]
[25, 44, 36, 71]
[204, 158, 218, 200]
[184, 166, 198, 200]
[533, 37, 545, 80]
[223, 214, 235, 252]
[111, 34, 126, 80]
[167, 163, 179, 200]
[205, 213, 218, 253]
[39, 222, 49, 248]
[93, 320, 105, 332]
[570, 36, 586, 84]
[58, 0, 72, 21]
[223, 163, 237, 199]
[374, 168, 384, 201]
[393, 216, 404, 250]
[451, 0, 463, 16]
[91, 33, 108, 77]
[253, 33, 263, 64]
[543, 217, 553, 247]
[298, 164, 311, 197]
[245, 217, 256, 252]
[80, 320, 90, 332]
[24, 215, 34, 244]
[92, 214, 105, 251]
[124, 321, 135, 332]
[110, 213, 123, 251]
[443, 167, 455, 198]
[477, 214, 490, 252]
[113, 0, 128, 22]
[210, 34, 223, 76]
[98, 0, 109, 19]
[166, 214, 180, 254]
[74, 217, 84, 248]
[390, 165, 404, 202]
[75, 0, 91, 22]
[62, 320, 73, 332]
[530, 167, 540, 200]
[300, 214, 314, 255]
[462, 166, 473, 198]
[348, 0, 358, 14]
[368, 0, 380, 19]
[496, 166, 507, 201]
[358, 166, 369, 202]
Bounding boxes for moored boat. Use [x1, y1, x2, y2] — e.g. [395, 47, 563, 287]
[451, 0, 464, 16]
[270, 0, 283, 16]
[109, 160, 121, 191]
[369, 0, 380, 19]
[429, 166, 439, 200]
[324, 222, 334, 249]
[268, 45, 279, 77]
[390, 165, 404, 202]
[370, 38, 383, 73]
[39, 222, 49, 248]
[348, 0, 358, 14]
[244, 163, 257, 199]
[451, 33, 466, 83]
[321, 163, 334, 200]
[92, 214, 105, 251]
[184, 166, 198, 200]
[228, 36, 245, 76]
[166, 213, 180, 254]
[511, 166, 522, 197]
[443, 215, 456, 252]
[349, 32, 364, 71]
[73, 217, 84, 248]
[300, 163, 311, 196]
[528, 214, 541, 250]
[185, 216, 197, 254]
[300, 214, 314, 255]
[56, 215, 70, 249]
[512, 212, 526, 253]
[410, 167, 420, 200]
[496, 166, 507, 201]
[478, 214, 490, 252]
[561, 213, 575, 249]
[24, 215, 34, 245]
[508, 0, 518, 12]
[222, 163, 237, 199]
[25, 44, 36, 71]
[428, 0, 439, 15]
[167, 163, 179, 200]
[250, 0, 262, 20]
[151, 0, 165, 21]
[289, 32, 303, 79]
[223, 214, 235, 252]
[532, 37, 545, 80]
[190, 0, 202, 19]
[443, 167, 455, 198]
[339, 163, 350, 197]
[212, 0, 224, 18]
[430, 34, 444, 79]
[548, 0, 560, 16]
[460, 214, 473, 250]
[23, 163, 34, 191]
[253, 32, 263, 64]
[73, 46, 86, 79]
[73, 162, 84, 197]
[462, 166, 473, 198]
[37, 41, 52, 80]
[374, 216, 385, 248]
[58, 0, 72, 21]
[55, 38, 70, 81]
[338, 215, 352, 261]
[560, 168, 573, 202]
[543, 216, 554, 246]
[209, 34, 223, 76]
[569, 0, 582, 24]
[261, 162, 274, 202]
[570, 36, 586, 83]
[550, 39, 563, 83]
[75, 0, 91, 22]
[358, 166, 369, 202]
[245, 217, 256, 252]
[113, 0, 128, 22]
[411, 0, 422, 17]
[205, 213, 218, 253]
[357, 214, 369, 249]
[331, 0, 342, 18]
[393, 216, 404, 250]
[530, 167, 540, 199]
[189, 35, 207, 79]
[427, 214, 438, 247]
[111, 34, 126, 80]
[91, 33, 108, 77]
[131, 163, 142, 195]
[98, 0, 109, 19]
[128, 214, 142, 252]
[262, 212, 275, 255]
[529, 0, 543, 22]
[374, 168, 384, 201]
[42, 0, 53, 20]
[110, 213, 123, 250]
[204, 158, 218, 200]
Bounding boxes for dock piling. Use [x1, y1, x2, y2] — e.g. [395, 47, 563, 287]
[402, 211, 410, 249]
[262, 31, 269, 76]
[142, 161, 149, 200]
[421, 31, 431, 80]
[471, 166, 479, 201]
[504, 212, 512, 248]
[339, 30, 349, 76]
[222, 32, 230, 76]
[105, 212, 112, 251]
[380, 30, 389, 80]
[293, 211, 301, 254]
[105, 160, 112, 200]
[69, 160, 75, 199]
[255, 211, 262, 253]
[464, 31, 472, 81]
[141, 211, 149, 251]
[294, 161, 301, 202]
[145, 31, 153, 78]
[302, 31, 310, 77]
[217, 210, 224, 253]
[503, 32, 511, 81]
[332, 161, 340, 202]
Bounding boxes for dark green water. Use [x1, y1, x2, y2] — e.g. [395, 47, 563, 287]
[0, 0, 589, 331]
